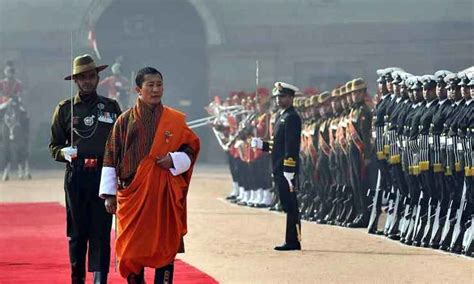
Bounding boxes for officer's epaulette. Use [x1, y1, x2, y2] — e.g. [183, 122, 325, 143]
[58, 98, 72, 108]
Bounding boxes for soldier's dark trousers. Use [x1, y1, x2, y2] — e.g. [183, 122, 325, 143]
[274, 174, 301, 244]
[65, 168, 112, 281]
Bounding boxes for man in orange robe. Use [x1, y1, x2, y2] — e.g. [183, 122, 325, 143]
[99, 67, 200, 283]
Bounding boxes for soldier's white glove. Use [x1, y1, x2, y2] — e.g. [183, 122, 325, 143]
[283, 172, 295, 192]
[61, 146, 77, 162]
[251, 137, 263, 149]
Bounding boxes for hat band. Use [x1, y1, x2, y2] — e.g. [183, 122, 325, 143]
[73, 62, 98, 76]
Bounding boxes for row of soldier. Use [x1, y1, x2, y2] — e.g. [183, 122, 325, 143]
[212, 66, 473, 257]
[370, 67, 473, 256]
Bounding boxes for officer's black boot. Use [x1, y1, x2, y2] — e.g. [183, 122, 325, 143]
[421, 203, 436, 247]
[93, 272, 108, 284]
[154, 264, 174, 284]
[71, 265, 86, 284]
[127, 268, 145, 284]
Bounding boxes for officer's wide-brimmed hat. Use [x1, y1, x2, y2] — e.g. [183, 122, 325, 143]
[351, 78, 367, 92]
[339, 85, 347, 96]
[318, 91, 331, 104]
[64, 54, 108, 80]
[310, 94, 319, 106]
[344, 81, 353, 94]
[272, 82, 299, 97]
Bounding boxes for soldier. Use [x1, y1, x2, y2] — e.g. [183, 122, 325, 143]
[400, 76, 423, 245]
[415, 75, 439, 247]
[439, 73, 466, 251]
[314, 91, 334, 223]
[99, 62, 130, 110]
[447, 71, 473, 253]
[49, 54, 121, 283]
[0, 64, 24, 104]
[252, 82, 302, 250]
[346, 78, 373, 228]
[368, 69, 395, 234]
[427, 70, 453, 248]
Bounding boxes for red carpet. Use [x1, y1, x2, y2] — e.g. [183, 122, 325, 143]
[0, 202, 218, 283]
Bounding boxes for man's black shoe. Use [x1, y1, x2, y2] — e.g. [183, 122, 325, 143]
[274, 243, 301, 251]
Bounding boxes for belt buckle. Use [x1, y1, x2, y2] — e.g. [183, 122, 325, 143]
[84, 158, 98, 169]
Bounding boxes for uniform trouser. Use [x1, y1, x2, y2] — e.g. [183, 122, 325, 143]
[349, 145, 364, 215]
[274, 174, 300, 244]
[64, 168, 112, 278]
[254, 154, 272, 189]
[227, 153, 239, 183]
[377, 159, 392, 193]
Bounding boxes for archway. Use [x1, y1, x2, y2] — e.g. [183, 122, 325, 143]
[94, 0, 208, 119]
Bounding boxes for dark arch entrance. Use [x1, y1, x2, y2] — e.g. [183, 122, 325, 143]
[94, 0, 210, 158]
[95, 0, 208, 119]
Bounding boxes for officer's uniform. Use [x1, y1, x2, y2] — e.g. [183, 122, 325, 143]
[262, 82, 302, 250]
[49, 54, 121, 283]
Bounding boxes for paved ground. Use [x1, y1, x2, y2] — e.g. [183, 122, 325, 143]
[0, 165, 472, 283]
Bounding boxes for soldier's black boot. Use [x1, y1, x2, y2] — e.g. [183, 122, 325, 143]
[413, 213, 428, 247]
[439, 201, 457, 251]
[93, 272, 108, 284]
[449, 219, 468, 254]
[154, 264, 174, 284]
[71, 265, 86, 284]
[127, 268, 145, 284]
[421, 203, 437, 247]
[274, 242, 301, 251]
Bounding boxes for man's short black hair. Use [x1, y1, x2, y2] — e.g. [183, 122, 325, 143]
[135, 67, 163, 87]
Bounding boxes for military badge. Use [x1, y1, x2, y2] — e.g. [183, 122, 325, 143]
[84, 115, 95, 126]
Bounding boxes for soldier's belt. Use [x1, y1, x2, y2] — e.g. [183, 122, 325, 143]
[419, 161, 430, 172]
[455, 162, 462, 172]
[465, 166, 473, 177]
[445, 166, 453, 176]
[412, 165, 420, 176]
[433, 163, 444, 173]
[69, 158, 102, 170]
[389, 154, 401, 165]
[377, 151, 386, 160]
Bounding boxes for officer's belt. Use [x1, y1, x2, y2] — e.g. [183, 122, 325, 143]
[68, 158, 103, 171]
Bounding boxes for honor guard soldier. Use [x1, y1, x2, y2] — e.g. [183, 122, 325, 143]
[427, 70, 453, 248]
[251, 82, 302, 250]
[346, 78, 373, 228]
[49, 54, 121, 284]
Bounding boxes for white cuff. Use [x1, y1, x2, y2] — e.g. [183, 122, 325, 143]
[99, 167, 118, 198]
[169, 152, 191, 176]
[283, 172, 295, 187]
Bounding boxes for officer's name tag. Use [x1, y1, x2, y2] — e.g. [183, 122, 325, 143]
[440, 136, 446, 145]
[457, 143, 463, 151]
[447, 138, 453, 146]
[429, 137, 434, 145]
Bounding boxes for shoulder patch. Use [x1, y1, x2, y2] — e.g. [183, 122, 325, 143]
[58, 98, 72, 107]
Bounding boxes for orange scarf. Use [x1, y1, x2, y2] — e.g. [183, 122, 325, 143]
[116, 106, 200, 278]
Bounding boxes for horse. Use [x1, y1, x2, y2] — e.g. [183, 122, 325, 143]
[0, 96, 31, 181]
